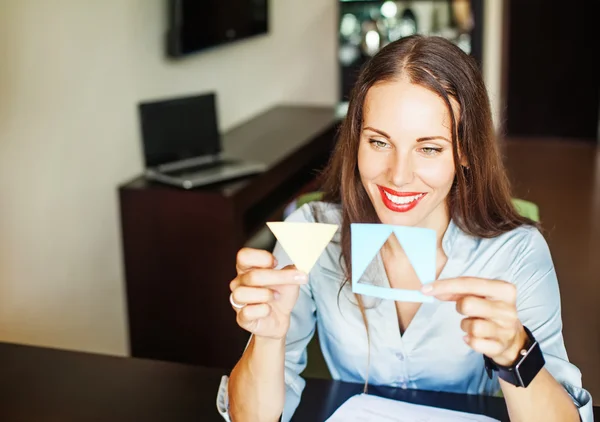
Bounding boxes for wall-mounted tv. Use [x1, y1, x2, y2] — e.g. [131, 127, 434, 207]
[167, 0, 269, 57]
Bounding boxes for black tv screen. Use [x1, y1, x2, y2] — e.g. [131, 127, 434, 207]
[167, 0, 269, 57]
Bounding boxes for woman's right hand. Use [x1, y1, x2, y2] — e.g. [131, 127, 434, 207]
[230, 248, 308, 340]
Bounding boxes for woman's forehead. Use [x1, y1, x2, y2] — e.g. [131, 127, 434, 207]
[362, 81, 459, 134]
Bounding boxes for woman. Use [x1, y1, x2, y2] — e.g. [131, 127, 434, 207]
[219, 35, 592, 421]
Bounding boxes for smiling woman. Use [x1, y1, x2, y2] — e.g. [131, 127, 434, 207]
[221, 35, 592, 422]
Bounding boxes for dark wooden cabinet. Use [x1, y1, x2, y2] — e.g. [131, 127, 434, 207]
[119, 105, 339, 369]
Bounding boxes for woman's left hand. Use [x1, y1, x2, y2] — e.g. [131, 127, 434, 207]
[422, 277, 528, 367]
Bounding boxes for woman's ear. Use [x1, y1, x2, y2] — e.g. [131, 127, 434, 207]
[457, 147, 469, 169]
[454, 132, 469, 169]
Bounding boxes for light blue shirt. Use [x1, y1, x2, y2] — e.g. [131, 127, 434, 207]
[273, 202, 592, 422]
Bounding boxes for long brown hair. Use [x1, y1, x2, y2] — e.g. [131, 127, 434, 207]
[316, 35, 535, 390]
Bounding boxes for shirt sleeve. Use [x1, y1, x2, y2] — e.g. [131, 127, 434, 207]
[511, 228, 593, 422]
[216, 204, 318, 422]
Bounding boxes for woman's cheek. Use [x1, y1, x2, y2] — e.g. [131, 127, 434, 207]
[358, 149, 387, 180]
[416, 157, 456, 189]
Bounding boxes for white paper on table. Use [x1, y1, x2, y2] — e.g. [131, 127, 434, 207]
[325, 394, 501, 422]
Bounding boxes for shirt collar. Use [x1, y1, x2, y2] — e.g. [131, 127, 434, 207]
[441, 219, 460, 257]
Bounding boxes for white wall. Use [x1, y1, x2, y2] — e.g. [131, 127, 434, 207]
[0, 0, 337, 356]
[0, 0, 503, 357]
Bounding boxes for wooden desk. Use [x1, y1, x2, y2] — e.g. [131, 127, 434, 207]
[1, 342, 596, 421]
[119, 105, 340, 370]
[0, 342, 507, 421]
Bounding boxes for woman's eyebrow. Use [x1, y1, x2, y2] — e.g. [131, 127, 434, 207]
[416, 136, 451, 143]
[363, 126, 390, 138]
[363, 127, 450, 143]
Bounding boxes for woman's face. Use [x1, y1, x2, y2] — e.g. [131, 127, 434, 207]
[358, 78, 460, 230]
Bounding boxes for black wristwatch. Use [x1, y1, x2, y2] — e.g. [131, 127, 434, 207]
[483, 325, 545, 388]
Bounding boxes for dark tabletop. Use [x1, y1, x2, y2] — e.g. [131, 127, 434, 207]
[0, 342, 596, 421]
[292, 378, 510, 421]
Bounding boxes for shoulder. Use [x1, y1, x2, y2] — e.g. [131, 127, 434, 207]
[283, 201, 343, 226]
[494, 224, 551, 266]
[474, 224, 555, 285]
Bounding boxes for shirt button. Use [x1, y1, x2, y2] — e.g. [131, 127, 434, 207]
[395, 352, 405, 361]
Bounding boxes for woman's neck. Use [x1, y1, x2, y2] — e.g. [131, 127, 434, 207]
[381, 211, 451, 258]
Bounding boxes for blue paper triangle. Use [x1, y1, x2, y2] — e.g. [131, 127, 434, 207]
[393, 226, 436, 284]
[350, 223, 437, 303]
[350, 224, 393, 284]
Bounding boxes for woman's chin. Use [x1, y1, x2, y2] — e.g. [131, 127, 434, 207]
[376, 208, 420, 227]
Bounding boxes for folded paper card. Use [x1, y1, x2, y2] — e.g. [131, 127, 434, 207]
[351, 223, 436, 303]
[266, 222, 339, 274]
[326, 394, 500, 422]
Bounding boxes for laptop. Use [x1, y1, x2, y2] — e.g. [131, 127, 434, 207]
[138, 92, 266, 189]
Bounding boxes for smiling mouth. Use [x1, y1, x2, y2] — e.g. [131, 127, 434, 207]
[383, 191, 424, 205]
[377, 186, 427, 212]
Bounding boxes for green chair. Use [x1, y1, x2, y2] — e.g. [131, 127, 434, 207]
[293, 192, 540, 380]
[512, 198, 540, 222]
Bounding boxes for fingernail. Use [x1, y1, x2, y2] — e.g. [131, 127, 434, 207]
[273, 291, 280, 300]
[273, 257, 278, 267]
[294, 272, 308, 283]
[463, 335, 471, 343]
[421, 284, 434, 294]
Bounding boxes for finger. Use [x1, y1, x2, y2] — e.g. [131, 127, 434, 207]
[456, 297, 518, 328]
[427, 291, 463, 302]
[461, 317, 500, 339]
[237, 303, 271, 325]
[240, 268, 308, 287]
[236, 248, 278, 274]
[231, 286, 277, 306]
[464, 336, 505, 357]
[229, 277, 240, 292]
[229, 265, 296, 292]
[423, 277, 517, 303]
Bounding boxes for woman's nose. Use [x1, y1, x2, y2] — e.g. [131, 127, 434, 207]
[389, 152, 414, 187]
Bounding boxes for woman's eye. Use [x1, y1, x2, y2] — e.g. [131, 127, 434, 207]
[369, 139, 389, 149]
[420, 147, 443, 156]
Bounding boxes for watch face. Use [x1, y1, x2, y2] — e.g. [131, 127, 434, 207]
[486, 326, 546, 388]
[514, 341, 546, 387]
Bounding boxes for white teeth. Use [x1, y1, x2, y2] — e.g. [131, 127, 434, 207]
[384, 191, 424, 205]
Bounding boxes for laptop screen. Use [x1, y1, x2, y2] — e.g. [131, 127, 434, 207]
[138, 92, 221, 167]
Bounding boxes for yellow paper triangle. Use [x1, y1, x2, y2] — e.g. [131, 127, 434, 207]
[266, 222, 338, 274]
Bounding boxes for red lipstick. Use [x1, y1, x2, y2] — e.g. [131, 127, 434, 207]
[377, 185, 426, 213]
